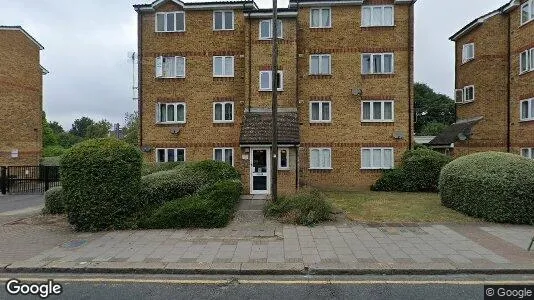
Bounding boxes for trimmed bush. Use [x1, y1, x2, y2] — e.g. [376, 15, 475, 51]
[439, 152, 534, 224]
[43, 186, 64, 214]
[139, 168, 204, 207]
[141, 179, 243, 229]
[61, 138, 142, 231]
[141, 161, 184, 176]
[43, 146, 68, 157]
[187, 160, 241, 184]
[265, 189, 332, 226]
[371, 168, 406, 192]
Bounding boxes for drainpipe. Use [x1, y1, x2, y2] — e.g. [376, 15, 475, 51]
[407, 2, 414, 150]
[506, 12, 511, 153]
[295, 0, 300, 191]
[137, 11, 143, 149]
[248, 10, 252, 111]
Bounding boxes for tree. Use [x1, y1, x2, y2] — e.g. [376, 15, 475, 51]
[85, 120, 112, 139]
[419, 122, 449, 136]
[69, 117, 94, 138]
[48, 121, 64, 135]
[42, 111, 59, 147]
[58, 132, 82, 148]
[123, 112, 139, 146]
[414, 83, 455, 135]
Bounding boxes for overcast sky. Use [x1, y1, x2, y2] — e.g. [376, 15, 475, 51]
[1, 0, 506, 129]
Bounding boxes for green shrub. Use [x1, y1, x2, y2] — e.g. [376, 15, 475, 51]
[265, 189, 332, 226]
[372, 148, 452, 192]
[43, 186, 64, 214]
[41, 156, 62, 166]
[187, 160, 241, 184]
[44, 146, 68, 157]
[141, 161, 184, 176]
[139, 167, 204, 207]
[140, 179, 243, 229]
[439, 152, 534, 224]
[61, 138, 142, 231]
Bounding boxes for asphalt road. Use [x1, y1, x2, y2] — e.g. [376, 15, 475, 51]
[2, 274, 534, 300]
[0, 194, 43, 214]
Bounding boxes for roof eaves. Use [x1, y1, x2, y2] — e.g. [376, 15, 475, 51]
[0, 26, 44, 50]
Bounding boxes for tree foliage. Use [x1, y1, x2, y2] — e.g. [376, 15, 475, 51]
[69, 117, 95, 138]
[414, 83, 455, 135]
[86, 120, 112, 139]
[123, 111, 139, 146]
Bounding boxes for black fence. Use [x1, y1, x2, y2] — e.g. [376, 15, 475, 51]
[0, 166, 60, 195]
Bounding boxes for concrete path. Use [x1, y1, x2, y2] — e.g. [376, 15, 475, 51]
[0, 194, 44, 214]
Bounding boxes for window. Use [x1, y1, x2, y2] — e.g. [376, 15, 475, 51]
[361, 101, 394, 122]
[521, 0, 534, 25]
[310, 8, 331, 28]
[309, 54, 331, 75]
[259, 71, 283, 91]
[213, 102, 234, 123]
[213, 56, 234, 77]
[156, 148, 185, 163]
[278, 148, 289, 169]
[309, 101, 331, 123]
[213, 11, 234, 30]
[362, 53, 394, 74]
[155, 56, 185, 78]
[521, 148, 534, 159]
[520, 98, 534, 121]
[259, 19, 283, 39]
[155, 12, 185, 32]
[462, 43, 475, 63]
[464, 85, 475, 102]
[361, 148, 394, 169]
[520, 48, 534, 74]
[214, 148, 234, 166]
[361, 6, 394, 27]
[310, 148, 331, 169]
[157, 103, 186, 123]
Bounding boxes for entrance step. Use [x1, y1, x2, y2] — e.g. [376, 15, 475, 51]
[233, 209, 265, 224]
[234, 195, 269, 224]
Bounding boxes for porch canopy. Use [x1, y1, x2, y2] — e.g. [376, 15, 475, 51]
[239, 111, 300, 146]
[428, 116, 483, 146]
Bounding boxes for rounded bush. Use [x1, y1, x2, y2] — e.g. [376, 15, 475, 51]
[439, 152, 534, 224]
[61, 138, 142, 231]
[265, 189, 332, 226]
[43, 186, 64, 214]
[139, 168, 204, 207]
[141, 161, 184, 176]
[188, 160, 241, 184]
[371, 168, 406, 192]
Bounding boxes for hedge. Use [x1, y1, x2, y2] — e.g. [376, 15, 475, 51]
[141, 161, 184, 176]
[187, 160, 241, 185]
[265, 189, 332, 226]
[43, 186, 64, 214]
[61, 138, 143, 231]
[439, 152, 534, 224]
[141, 179, 243, 229]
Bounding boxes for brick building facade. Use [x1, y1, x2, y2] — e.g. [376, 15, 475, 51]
[431, 0, 534, 158]
[134, 0, 415, 194]
[0, 26, 47, 166]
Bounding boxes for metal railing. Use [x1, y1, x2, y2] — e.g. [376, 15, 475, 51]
[0, 166, 60, 195]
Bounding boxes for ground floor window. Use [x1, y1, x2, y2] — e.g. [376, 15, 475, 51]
[214, 148, 234, 166]
[521, 148, 534, 159]
[278, 148, 289, 169]
[310, 148, 331, 169]
[361, 148, 394, 169]
[156, 148, 185, 163]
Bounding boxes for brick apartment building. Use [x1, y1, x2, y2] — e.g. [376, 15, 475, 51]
[430, 0, 534, 159]
[0, 26, 47, 166]
[134, 0, 415, 194]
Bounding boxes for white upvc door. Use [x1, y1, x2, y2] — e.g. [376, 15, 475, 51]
[250, 148, 271, 194]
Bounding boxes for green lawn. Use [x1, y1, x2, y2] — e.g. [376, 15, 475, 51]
[325, 191, 480, 223]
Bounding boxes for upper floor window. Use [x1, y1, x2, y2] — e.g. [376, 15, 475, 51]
[520, 98, 534, 121]
[213, 102, 234, 123]
[259, 70, 283, 91]
[520, 48, 534, 74]
[310, 54, 331, 75]
[213, 56, 234, 77]
[462, 43, 475, 63]
[361, 101, 394, 122]
[521, 0, 534, 25]
[157, 148, 185, 163]
[214, 148, 234, 166]
[361, 6, 394, 27]
[361, 148, 394, 170]
[310, 148, 332, 169]
[259, 19, 283, 40]
[310, 101, 331, 123]
[362, 53, 394, 74]
[156, 56, 185, 78]
[157, 102, 186, 124]
[310, 8, 331, 28]
[156, 12, 185, 32]
[522, 148, 534, 159]
[213, 11, 234, 30]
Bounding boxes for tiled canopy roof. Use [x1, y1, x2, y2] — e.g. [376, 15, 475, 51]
[239, 112, 300, 145]
[428, 117, 483, 146]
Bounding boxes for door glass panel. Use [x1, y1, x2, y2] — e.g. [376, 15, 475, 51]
[252, 150, 268, 191]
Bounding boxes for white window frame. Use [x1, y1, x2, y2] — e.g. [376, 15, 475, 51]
[361, 148, 394, 170]
[309, 148, 332, 170]
[213, 148, 234, 166]
[361, 5, 394, 27]
[156, 148, 186, 163]
[520, 98, 534, 122]
[155, 56, 186, 78]
[310, 8, 332, 28]
[462, 43, 475, 63]
[521, 148, 534, 159]
[212, 56, 235, 77]
[278, 148, 290, 170]
[361, 101, 394, 122]
[259, 70, 284, 91]
[309, 101, 332, 123]
[213, 101, 234, 123]
[463, 85, 475, 103]
[259, 19, 283, 40]
[520, 48, 534, 74]
[156, 102, 187, 124]
[309, 54, 332, 75]
[155, 11, 185, 33]
[213, 10, 234, 31]
[361, 53, 395, 74]
[521, 0, 534, 25]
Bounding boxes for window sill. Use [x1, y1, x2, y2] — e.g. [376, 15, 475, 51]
[258, 37, 284, 41]
[155, 30, 186, 33]
[460, 100, 475, 104]
[361, 120, 394, 123]
[461, 58, 475, 65]
[156, 76, 186, 79]
[360, 25, 395, 28]
[156, 122, 186, 125]
[259, 89, 284, 92]
[361, 168, 393, 171]
[213, 75, 235, 78]
[519, 119, 534, 123]
[309, 26, 332, 30]
[519, 69, 534, 76]
[278, 168, 290, 171]
[361, 73, 395, 78]
[213, 28, 235, 31]
[213, 121, 234, 124]
[309, 121, 332, 124]
[309, 74, 332, 77]
[520, 18, 534, 28]
[309, 168, 333, 171]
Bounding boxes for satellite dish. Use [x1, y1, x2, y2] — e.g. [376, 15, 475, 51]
[141, 146, 152, 152]
[457, 132, 468, 141]
[352, 88, 363, 96]
[393, 131, 405, 139]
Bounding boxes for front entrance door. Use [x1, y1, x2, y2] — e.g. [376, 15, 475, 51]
[250, 148, 270, 194]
